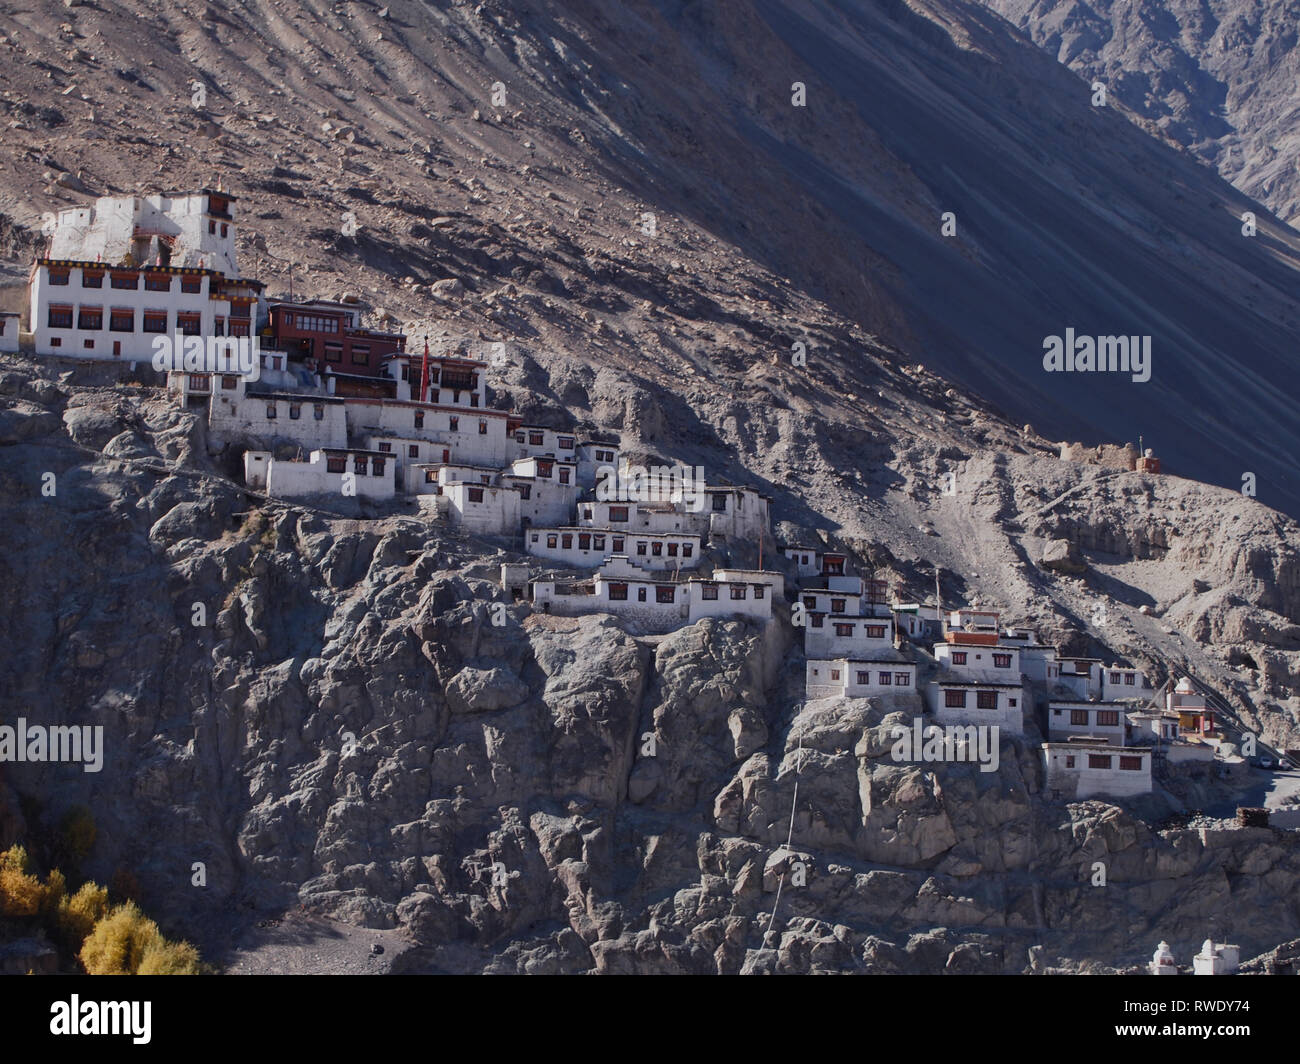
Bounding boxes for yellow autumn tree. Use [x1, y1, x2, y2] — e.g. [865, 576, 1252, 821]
[79, 902, 199, 975]
[0, 845, 48, 917]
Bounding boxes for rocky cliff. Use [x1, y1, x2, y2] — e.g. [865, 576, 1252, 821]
[2, 352, 1298, 973]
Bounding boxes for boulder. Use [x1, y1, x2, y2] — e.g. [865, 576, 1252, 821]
[445, 665, 529, 713]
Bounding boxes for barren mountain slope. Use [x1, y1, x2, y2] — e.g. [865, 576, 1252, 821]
[0, 0, 1299, 513]
[977, 0, 1300, 226]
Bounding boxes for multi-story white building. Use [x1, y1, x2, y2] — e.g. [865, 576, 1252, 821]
[46, 190, 240, 275]
[999, 629, 1060, 685]
[928, 679, 1025, 735]
[526, 527, 701, 571]
[782, 545, 822, 577]
[804, 615, 894, 659]
[1044, 700, 1128, 744]
[1041, 740, 1152, 799]
[342, 399, 515, 468]
[29, 190, 259, 362]
[806, 658, 918, 700]
[576, 499, 695, 534]
[508, 455, 579, 489]
[1055, 657, 1102, 700]
[575, 440, 620, 487]
[933, 642, 1021, 682]
[1100, 664, 1155, 702]
[530, 557, 772, 633]
[687, 485, 771, 543]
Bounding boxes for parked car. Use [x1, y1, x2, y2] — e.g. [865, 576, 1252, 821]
[1256, 755, 1275, 769]
[1278, 758, 1294, 771]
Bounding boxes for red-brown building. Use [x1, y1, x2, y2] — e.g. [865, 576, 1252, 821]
[267, 299, 406, 376]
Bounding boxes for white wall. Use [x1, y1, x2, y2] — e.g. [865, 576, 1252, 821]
[697, 487, 770, 542]
[1042, 744, 1152, 798]
[343, 400, 513, 467]
[244, 450, 271, 489]
[506, 476, 578, 528]
[31, 263, 229, 363]
[1058, 661, 1101, 700]
[1045, 701, 1127, 744]
[208, 388, 349, 451]
[578, 499, 694, 534]
[713, 569, 785, 599]
[928, 682, 1025, 735]
[526, 528, 700, 571]
[48, 193, 239, 277]
[444, 482, 521, 535]
[266, 449, 396, 501]
[934, 643, 1021, 682]
[804, 616, 894, 659]
[686, 579, 772, 624]
[575, 441, 619, 488]
[532, 575, 687, 633]
[797, 588, 863, 617]
[806, 659, 918, 699]
[783, 547, 820, 577]
[1018, 646, 1060, 686]
[1100, 667, 1154, 701]
[0, 313, 18, 353]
